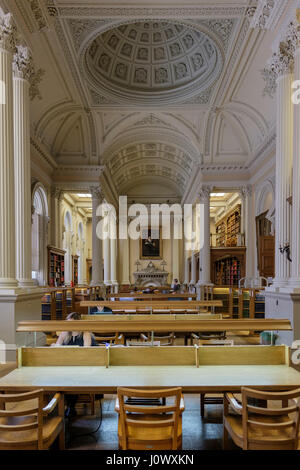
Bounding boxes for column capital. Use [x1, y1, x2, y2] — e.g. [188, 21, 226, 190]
[90, 185, 104, 201]
[51, 187, 64, 202]
[198, 185, 212, 203]
[0, 11, 16, 53]
[13, 45, 34, 81]
[239, 184, 252, 199]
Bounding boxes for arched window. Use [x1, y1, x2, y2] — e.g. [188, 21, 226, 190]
[32, 185, 49, 285]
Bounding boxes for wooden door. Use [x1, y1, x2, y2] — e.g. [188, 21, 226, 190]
[256, 212, 274, 278]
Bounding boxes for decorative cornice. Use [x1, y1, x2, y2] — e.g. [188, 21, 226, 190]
[250, 0, 288, 30]
[0, 9, 16, 53]
[57, 7, 246, 19]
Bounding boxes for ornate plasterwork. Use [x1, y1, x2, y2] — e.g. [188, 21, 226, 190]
[13, 45, 34, 80]
[107, 142, 193, 194]
[0, 10, 16, 52]
[250, 0, 288, 30]
[86, 22, 218, 94]
[13, 45, 45, 100]
[90, 185, 104, 201]
[262, 20, 299, 96]
[57, 7, 245, 19]
[198, 185, 213, 202]
[83, 20, 225, 105]
[54, 15, 237, 106]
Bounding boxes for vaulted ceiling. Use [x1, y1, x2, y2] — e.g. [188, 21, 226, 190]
[4, 0, 279, 201]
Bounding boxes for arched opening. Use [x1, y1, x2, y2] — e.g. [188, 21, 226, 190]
[31, 185, 49, 285]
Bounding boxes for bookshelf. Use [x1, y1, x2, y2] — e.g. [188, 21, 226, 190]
[72, 255, 79, 286]
[47, 246, 66, 287]
[215, 204, 241, 247]
[211, 247, 246, 286]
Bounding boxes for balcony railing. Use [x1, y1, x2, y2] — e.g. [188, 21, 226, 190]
[210, 232, 245, 248]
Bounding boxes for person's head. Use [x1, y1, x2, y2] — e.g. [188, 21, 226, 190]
[66, 312, 81, 321]
[174, 279, 178, 284]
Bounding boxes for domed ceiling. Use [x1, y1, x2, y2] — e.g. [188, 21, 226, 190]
[84, 21, 223, 104]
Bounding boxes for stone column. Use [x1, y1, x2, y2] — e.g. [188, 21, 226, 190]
[190, 206, 196, 285]
[0, 12, 18, 289]
[289, 27, 300, 288]
[120, 237, 130, 285]
[90, 185, 103, 286]
[110, 237, 118, 287]
[172, 222, 180, 282]
[198, 185, 211, 285]
[13, 46, 35, 287]
[240, 185, 254, 279]
[103, 237, 111, 285]
[183, 216, 190, 285]
[270, 52, 293, 288]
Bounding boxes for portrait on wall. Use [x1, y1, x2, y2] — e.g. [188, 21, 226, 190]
[140, 227, 162, 260]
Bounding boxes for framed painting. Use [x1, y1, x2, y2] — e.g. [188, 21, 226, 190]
[140, 227, 162, 260]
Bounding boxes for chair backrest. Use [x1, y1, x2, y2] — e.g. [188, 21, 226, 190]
[144, 332, 175, 346]
[0, 389, 44, 450]
[241, 387, 300, 450]
[117, 387, 182, 450]
[94, 333, 124, 345]
[199, 339, 234, 346]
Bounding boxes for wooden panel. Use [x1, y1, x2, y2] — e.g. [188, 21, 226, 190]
[105, 293, 197, 300]
[80, 300, 222, 309]
[21, 347, 106, 367]
[81, 314, 222, 321]
[109, 346, 196, 366]
[17, 318, 292, 333]
[197, 345, 287, 366]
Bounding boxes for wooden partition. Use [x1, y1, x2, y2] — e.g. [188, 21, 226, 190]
[17, 345, 289, 369]
[80, 300, 222, 313]
[105, 293, 197, 300]
[1, 344, 298, 394]
[17, 318, 292, 334]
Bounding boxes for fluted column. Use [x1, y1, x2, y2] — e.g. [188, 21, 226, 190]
[289, 27, 300, 287]
[270, 55, 293, 287]
[0, 13, 18, 289]
[90, 185, 103, 286]
[198, 185, 211, 285]
[172, 218, 180, 281]
[13, 46, 35, 287]
[103, 237, 111, 285]
[190, 206, 196, 285]
[183, 217, 190, 285]
[240, 185, 254, 278]
[120, 237, 130, 285]
[110, 237, 117, 286]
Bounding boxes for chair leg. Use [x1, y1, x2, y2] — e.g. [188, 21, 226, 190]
[58, 395, 65, 450]
[223, 423, 229, 450]
[200, 393, 205, 418]
[91, 394, 95, 415]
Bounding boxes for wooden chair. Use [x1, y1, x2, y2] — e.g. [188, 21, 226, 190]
[223, 387, 300, 450]
[190, 338, 234, 418]
[115, 387, 184, 450]
[94, 333, 125, 345]
[0, 389, 64, 450]
[140, 332, 175, 346]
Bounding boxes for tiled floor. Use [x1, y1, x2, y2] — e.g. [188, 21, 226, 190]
[66, 394, 238, 450]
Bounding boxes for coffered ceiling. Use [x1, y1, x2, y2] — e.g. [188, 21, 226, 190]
[3, 0, 281, 201]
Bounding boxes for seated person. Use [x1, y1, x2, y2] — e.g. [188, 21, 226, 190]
[171, 279, 181, 292]
[53, 311, 99, 346]
[52, 311, 99, 417]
